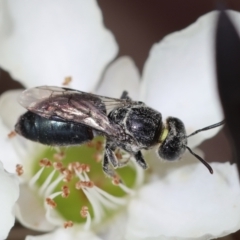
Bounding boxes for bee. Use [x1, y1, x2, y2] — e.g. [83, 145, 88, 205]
[15, 86, 224, 179]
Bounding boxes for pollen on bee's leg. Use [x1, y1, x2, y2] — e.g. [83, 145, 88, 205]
[8, 131, 16, 138]
[63, 220, 73, 228]
[112, 175, 122, 185]
[16, 164, 24, 176]
[115, 149, 122, 160]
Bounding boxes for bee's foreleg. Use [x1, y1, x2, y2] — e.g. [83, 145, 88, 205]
[134, 151, 148, 169]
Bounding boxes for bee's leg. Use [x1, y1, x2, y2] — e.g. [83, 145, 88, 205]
[120, 91, 131, 100]
[102, 153, 117, 178]
[134, 151, 148, 169]
[105, 143, 118, 168]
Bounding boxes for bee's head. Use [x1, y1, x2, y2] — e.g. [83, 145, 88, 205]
[157, 117, 222, 174]
[158, 117, 187, 161]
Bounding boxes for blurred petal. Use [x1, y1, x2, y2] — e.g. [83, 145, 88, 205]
[96, 56, 140, 100]
[126, 161, 240, 240]
[216, 11, 240, 175]
[15, 183, 55, 232]
[98, 211, 128, 240]
[0, 161, 19, 239]
[0, 89, 40, 174]
[26, 228, 102, 240]
[0, 119, 23, 173]
[141, 11, 225, 148]
[0, 0, 118, 91]
[0, 89, 25, 130]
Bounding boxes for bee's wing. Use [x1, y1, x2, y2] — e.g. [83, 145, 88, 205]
[18, 86, 134, 136]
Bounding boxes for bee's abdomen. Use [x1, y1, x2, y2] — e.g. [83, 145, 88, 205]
[15, 111, 93, 146]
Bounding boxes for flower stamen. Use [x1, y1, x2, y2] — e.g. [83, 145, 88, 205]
[61, 185, 70, 198]
[53, 161, 63, 170]
[62, 169, 73, 182]
[80, 206, 92, 231]
[63, 220, 73, 228]
[75, 180, 94, 190]
[53, 151, 66, 161]
[46, 197, 57, 208]
[39, 158, 52, 167]
[39, 169, 56, 196]
[16, 164, 24, 176]
[31, 137, 143, 229]
[44, 175, 64, 198]
[29, 167, 45, 188]
[62, 76, 72, 86]
[80, 206, 88, 218]
[8, 131, 16, 138]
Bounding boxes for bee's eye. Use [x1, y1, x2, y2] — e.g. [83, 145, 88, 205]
[158, 117, 187, 161]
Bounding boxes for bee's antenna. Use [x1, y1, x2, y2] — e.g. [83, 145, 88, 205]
[185, 146, 213, 174]
[186, 120, 225, 138]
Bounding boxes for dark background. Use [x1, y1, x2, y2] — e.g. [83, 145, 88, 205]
[2, 0, 240, 239]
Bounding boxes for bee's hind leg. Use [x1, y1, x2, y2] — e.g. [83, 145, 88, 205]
[105, 143, 118, 168]
[102, 152, 122, 183]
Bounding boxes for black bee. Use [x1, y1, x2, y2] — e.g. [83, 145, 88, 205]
[15, 86, 224, 178]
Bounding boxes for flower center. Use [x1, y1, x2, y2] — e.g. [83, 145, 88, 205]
[30, 137, 143, 229]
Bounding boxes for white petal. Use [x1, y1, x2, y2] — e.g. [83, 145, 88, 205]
[126, 161, 240, 240]
[0, 161, 19, 240]
[0, 0, 118, 91]
[0, 89, 25, 130]
[96, 56, 140, 100]
[15, 183, 56, 232]
[0, 119, 23, 173]
[26, 228, 102, 240]
[0, 89, 41, 175]
[141, 11, 229, 148]
[98, 211, 128, 240]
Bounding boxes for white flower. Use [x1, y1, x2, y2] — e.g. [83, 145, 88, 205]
[0, 0, 118, 91]
[0, 1, 239, 239]
[0, 161, 19, 239]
